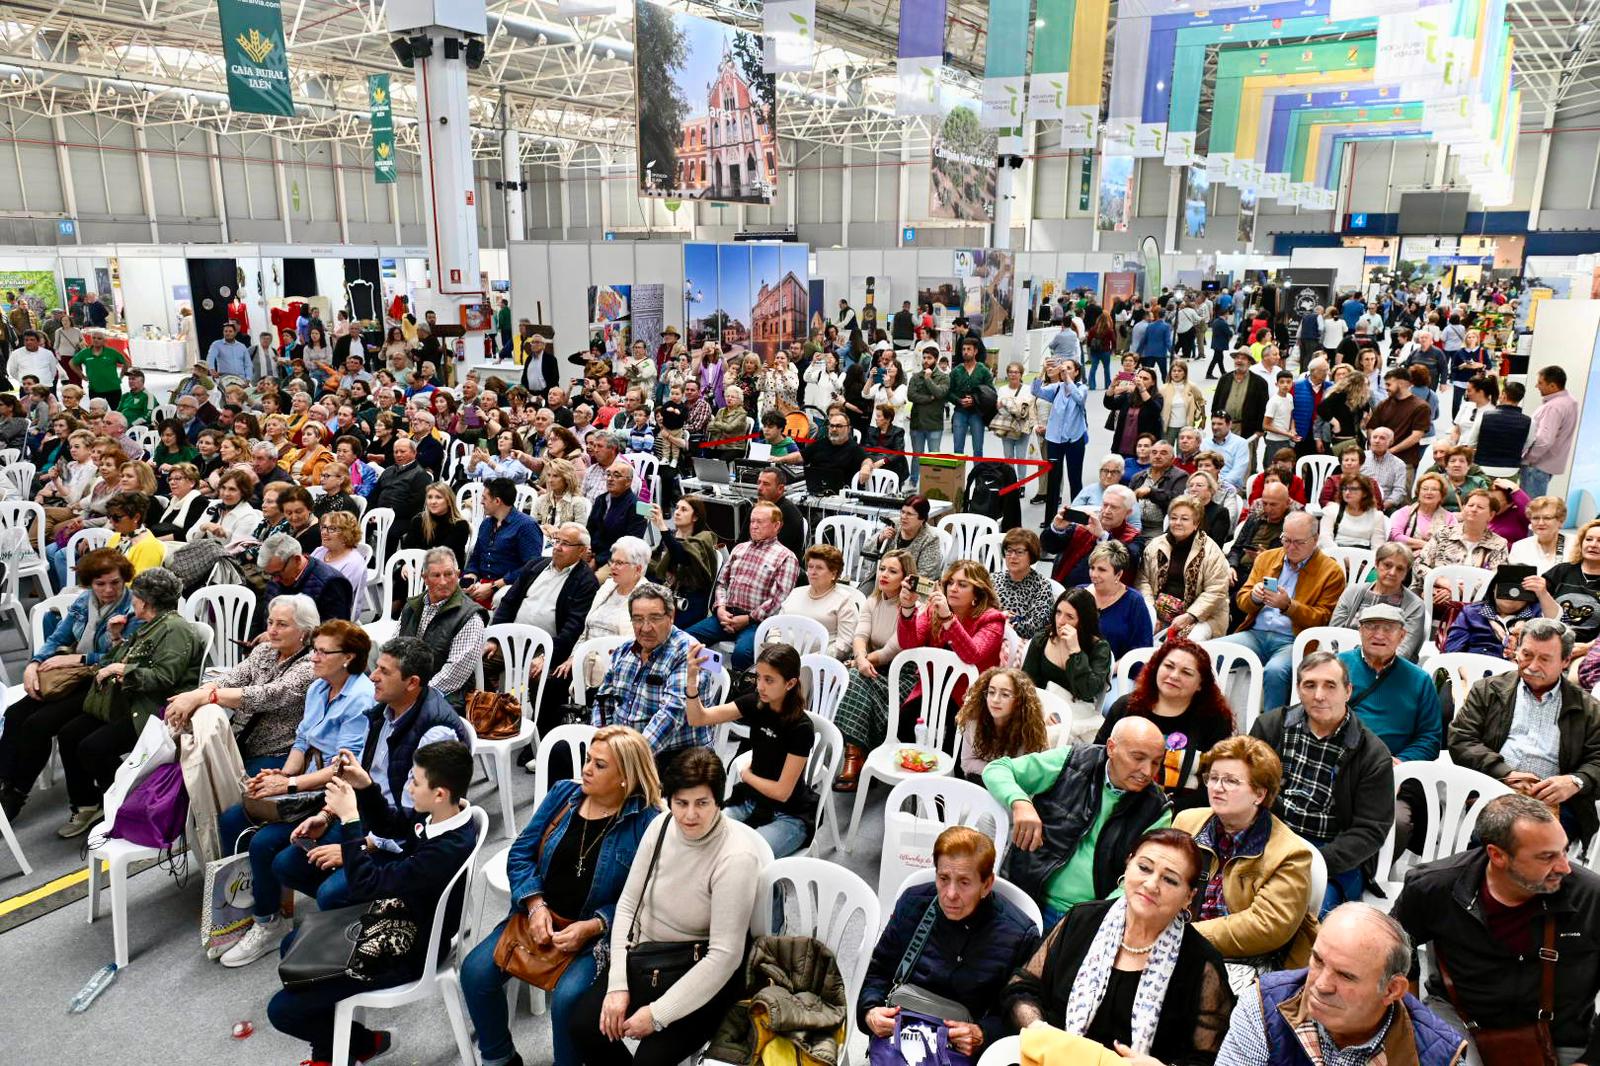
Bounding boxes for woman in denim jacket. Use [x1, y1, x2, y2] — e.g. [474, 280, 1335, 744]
[460, 725, 663, 1066]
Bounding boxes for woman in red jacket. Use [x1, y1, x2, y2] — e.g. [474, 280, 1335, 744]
[895, 559, 1008, 756]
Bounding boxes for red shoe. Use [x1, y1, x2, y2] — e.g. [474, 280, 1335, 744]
[358, 1031, 392, 1065]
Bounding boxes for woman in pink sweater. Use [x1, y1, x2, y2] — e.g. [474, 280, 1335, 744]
[895, 559, 1008, 756]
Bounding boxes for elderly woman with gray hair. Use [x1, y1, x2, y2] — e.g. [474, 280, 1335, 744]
[1328, 541, 1428, 660]
[552, 535, 652, 687]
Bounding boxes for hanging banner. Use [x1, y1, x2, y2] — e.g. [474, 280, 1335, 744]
[1027, 0, 1072, 121]
[368, 74, 396, 184]
[559, 0, 622, 15]
[929, 95, 997, 222]
[980, 0, 1031, 129]
[218, 0, 294, 117]
[1237, 188, 1258, 248]
[897, 0, 947, 115]
[1062, 0, 1111, 148]
[763, 0, 815, 73]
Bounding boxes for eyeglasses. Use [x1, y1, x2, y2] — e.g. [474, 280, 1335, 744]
[1204, 774, 1248, 791]
[309, 647, 349, 659]
[1279, 535, 1314, 547]
[553, 539, 586, 550]
[1002, 546, 1029, 557]
[630, 613, 670, 625]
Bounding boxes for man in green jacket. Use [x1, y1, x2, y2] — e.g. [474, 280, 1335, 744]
[946, 335, 994, 457]
[905, 341, 949, 488]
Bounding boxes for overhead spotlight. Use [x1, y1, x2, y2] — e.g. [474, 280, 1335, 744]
[536, 32, 548, 44]
[465, 36, 485, 68]
[105, 84, 115, 95]
[8, 72, 19, 85]
[605, 47, 615, 60]
[390, 35, 415, 67]
[409, 33, 433, 60]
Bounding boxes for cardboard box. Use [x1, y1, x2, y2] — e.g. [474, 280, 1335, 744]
[918, 457, 964, 510]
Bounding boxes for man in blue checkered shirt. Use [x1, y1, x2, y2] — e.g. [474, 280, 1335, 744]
[590, 582, 711, 772]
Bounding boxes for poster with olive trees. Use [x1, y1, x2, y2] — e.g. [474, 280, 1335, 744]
[928, 95, 997, 222]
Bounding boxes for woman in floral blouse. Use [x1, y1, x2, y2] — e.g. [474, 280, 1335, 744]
[1412, 487, 1510, 605]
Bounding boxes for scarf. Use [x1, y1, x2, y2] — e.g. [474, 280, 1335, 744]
[1060, 896, 1187, 1056]
[78, 596, 106, 656]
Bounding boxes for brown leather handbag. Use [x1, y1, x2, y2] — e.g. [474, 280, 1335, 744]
[493, 803, 579, 990]
[466, 690, 523, 740]
[1436, 917, 1559, 1066]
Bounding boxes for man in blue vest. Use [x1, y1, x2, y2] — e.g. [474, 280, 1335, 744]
[1213, 902, 1467, 1066]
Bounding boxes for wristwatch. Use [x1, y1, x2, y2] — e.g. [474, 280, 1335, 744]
[288, 777, 298, 792]
[1571, 774, 1585, 793]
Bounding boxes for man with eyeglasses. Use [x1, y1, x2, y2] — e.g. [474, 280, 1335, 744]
[592, 583, 710, 772]
[396, 547, 488, 710]
[493, 523, 601, 737]
[586, 460, 648, 568]
[1216, 511, 1347, 711]
[802, 413, 873, 497]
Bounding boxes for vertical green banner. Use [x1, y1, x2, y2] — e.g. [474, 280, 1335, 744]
[217, 0, 294, 117]
[369, 74, 396, 184]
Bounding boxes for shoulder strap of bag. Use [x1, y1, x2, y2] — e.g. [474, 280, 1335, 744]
[893, 898, 942, 988]
[627, 818, 670, 949]
[538, 801, 573, 864]
[1437, 907, 1559, 1032]
[1349, 656, 1401, 710]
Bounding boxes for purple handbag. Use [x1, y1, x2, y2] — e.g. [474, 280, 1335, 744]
[867, 1010, 974, 1066]
[108, 762, 189, 848]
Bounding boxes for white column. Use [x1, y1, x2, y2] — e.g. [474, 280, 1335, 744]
[839, 144, 852, 247]
[407, 30, 484, 309]
[207, 131, 230, 242]
[992, 131, 1024, 250]
[133, 127, 160, 242]
[333, 145, 352, 245]
[1017, 121, 1037, 251]
[502, 127, 524, 242]
[52, 116, 80, 244]
[389, 181, 403, 245]
[1528, 102, 1558, 232]
[896, 127, 912, 247]
[271, 137, 293, 242]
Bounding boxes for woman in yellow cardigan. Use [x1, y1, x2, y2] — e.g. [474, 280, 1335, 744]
[278, 422, 335, 487]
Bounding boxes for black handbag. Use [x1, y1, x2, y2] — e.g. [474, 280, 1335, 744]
[624, 823, 709, 1007]
[278, 898, 418, 988]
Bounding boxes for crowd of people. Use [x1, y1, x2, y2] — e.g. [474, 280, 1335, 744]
[2, 276, 1599, 1066]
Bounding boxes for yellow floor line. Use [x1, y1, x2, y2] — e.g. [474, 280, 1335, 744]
[0, 861, 105, 918]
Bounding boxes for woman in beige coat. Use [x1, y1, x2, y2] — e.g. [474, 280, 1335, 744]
[1135, 495, 1231, 640]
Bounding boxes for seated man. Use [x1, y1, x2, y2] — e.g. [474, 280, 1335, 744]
[1361, 427, 1410, 511]
[590, 582, 710, 772]
[1228, 481, 1292, 590]
[585, 460, 648, 567]
[259, 531, 355, 624]
[1129, 439, 1189, 530]
[684, 502, 799, 669]
[1042, 484, 1143, 588]
[267, 740, 480, 1065]
[1214, 902, 1467, 1066]
[802, 410, 872, 496]
[396, 547, 487, 710]
[492, 523, 601, 737]
[1450, 617, 1600, 846]
[982, 716, 1172, 928]
[1217, 511, 1346, 711]
[463, 476, 544, 604]
[1250, 652, 1395, 915]
[1393, 794, 1600, 1066]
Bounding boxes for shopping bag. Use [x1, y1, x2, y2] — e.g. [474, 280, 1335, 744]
[100, 715, 178, 827]
[108, 762, 189, 848]
[200, 852, 255, 954]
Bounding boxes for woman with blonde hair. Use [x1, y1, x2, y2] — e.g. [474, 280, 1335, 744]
[401, 481, 471, 563]
[1158, 359, 1207, 444]
[956, 666, 1049, 782]
[1389, 471, 1456, 552]
[281, 422, 334, 486]
[314, 463, 360, 518]
[1510, 494, 1568, 573]
[309, 510, 367, 616]
[1135, 495, 1231, 641]
[532, 457, 592, 538]
[261, 414, 292, 457]
[893, 559, 1007, 753]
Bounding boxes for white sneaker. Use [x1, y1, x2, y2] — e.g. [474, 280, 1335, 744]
[219, 916, 288, 968]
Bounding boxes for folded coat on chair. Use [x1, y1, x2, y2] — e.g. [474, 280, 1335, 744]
[178, 704, 247, 864]
[708, 935, 848, 1066]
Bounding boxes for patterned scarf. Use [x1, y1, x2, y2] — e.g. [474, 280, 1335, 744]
[1060, 896, 1187, 1056]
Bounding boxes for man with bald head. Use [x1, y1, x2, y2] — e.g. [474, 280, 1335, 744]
[1215, 902, 1466, 1066]
[1229, 480, 1292, 591]
[983, 715, 1172, 927]
[1217, 509, 1347, 711]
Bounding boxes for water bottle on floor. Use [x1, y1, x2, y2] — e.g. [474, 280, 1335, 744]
[69, 964, 117, 1013]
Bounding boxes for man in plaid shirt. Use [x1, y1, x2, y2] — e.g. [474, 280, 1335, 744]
[684, 502, 800, 669]
[591, 583, 710, 767]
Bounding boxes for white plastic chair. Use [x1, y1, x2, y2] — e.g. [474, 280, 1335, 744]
[360, 506, 396, 580]
[0, 797, 27, 876]
[0, 460, 36, 501]
[1198, 637, 1268, 735]
[568, 634, 632, 706]
[1288, 625, 1362, 685]
[1420, 564, 1494, 639]
[0, 501, 50, 632]
[977, 1035, 1021, 1066]
[897, 868, 1043, 934]
[445, 439, 473, 482]
[725, 712, 844, 856]
[1366, 761, 1513, 911]
[180, 584, 258, 676]
[1325, 544, 1376, 587]
[932, 525, 955, 569]
[1424, 652, 1516, 717]
[874, 775, 1010, 906]
[1305, 840, 1328, 918]
[85, 821, 192, 966]
[1297, 454, 1339, 505]
[970, 531, 1006, 574]
[814, 515, 881, 583]
[937, 513, 1000, 566]
[340, 806, 488, 1066]
[513, 483, 539, 516]
[61, 527, 114, 589]
[475, 623, 553, 838]
[800, 652, 849, 722]
[361, 548, 430, 659]
[628, 453, 661, 501]
[854, 468, 901, 494]
[754, 614, 830, 657]
[1109, 645, 1156, 705]
[846, 648, 978, 851]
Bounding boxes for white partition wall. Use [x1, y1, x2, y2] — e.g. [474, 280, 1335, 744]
[1529, 299, 1600, 503]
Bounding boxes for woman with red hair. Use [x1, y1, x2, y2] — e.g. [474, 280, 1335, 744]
[1094, 637, 1234, 811]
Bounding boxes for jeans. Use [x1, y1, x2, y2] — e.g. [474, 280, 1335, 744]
[273, 829, 354, 911]
[1140, 353, 1168, 384]
[1520, 465, 1553, 499]
[461, 916, 599, 1066]
[1318, 854, 1366, 918]
[1042, 905, 1066, 932]
[952, 408, 986, 457]
[1086, 351, 1112, 390]
[909, 429, 941, 485]
[683, 616, 759, 670]
[1042, 437, 1087, 521]
[268, 934, 399, 1061]
[999, 435, 1030, 462]
[1209, 627, 1297, 712]
[46, 541, 69, 592]
[724, 800, 809, 858]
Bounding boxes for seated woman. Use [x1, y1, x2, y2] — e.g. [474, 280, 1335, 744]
[1082, 541, 1155, 662]
[1388, 472, 1456, 553]
[164, 593, 320, 771]
[1003, 829, 1233, 1064]
[780, 545, 863, 661]
[101, 490, 164, 575]
[531, 458, 593, 541]
[956, 666, 1049, 782]
[871, 496, 946, 586]
[1436, 445, 1487, 512]
[1329, 542, 1427, 660]
[313, 464, 361, 518]
[1486, 475, 1532, 544]
[310, 510, 368, 611]
[1173, 736, 1316, 984]
[1072, 455, 1129, 516]
[472, 428, 536, 484]
[833, 550, 915, 792]
[550, 536, 649, 688]
[461, 726, 662, 1066]
[1314, 446, 1383, 510]
[893, 560, 1007, 752]
[280, 422, 334, 487]
[861, 827, 1041, 1062]
[1135, 495, 1231, 642]
[149, 462, 208, 539]
[995, 528, 1057, 641]
[1444, 576, 1548, 658]
[1097, 638, 1235, 812]
[1413, 488, 1510, 598]
[570, 747, 763, 1066]
[1509, 493, 1566, 573]
[1183, 470, 1233, 547]
[703, 384, 750, 459]
[207, 620, 373, 966]
[686, 642, 817, 857]
[186, 468, 262, 545]
[0, 550, 137, 822]
[1022, 588, 1114, 728]
[402, 480, 472, 563]
[277, 485, 322, 555]
[1319, 475, 1388, 552]
[645, 497, 719, 627]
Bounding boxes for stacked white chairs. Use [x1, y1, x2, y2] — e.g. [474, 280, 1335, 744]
[1366, 761, 1513, 910]
[0, 501, 49, 635]
[474, 623, 553, 838]
[340, 805, 488, 1066]
[845, 648, 978, 850]
[800, 652, 849, 722]
[874, 776, 1009, 907]
[0, 460, 36, 501]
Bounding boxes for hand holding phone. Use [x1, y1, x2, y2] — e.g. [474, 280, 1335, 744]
[1263, 577, 1280, 594]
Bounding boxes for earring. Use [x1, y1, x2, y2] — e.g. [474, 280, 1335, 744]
[1116, 874, 1126, 889]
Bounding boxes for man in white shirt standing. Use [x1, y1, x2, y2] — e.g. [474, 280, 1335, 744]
[5, 329, 58, 387]
[1447, 374, 1493, 449]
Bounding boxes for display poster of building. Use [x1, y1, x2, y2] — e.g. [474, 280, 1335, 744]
[1096, 155, 1136, 232]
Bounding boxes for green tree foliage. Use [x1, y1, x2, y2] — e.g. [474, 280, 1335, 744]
[730, 29, 776, 129]
[635, 1, 690, 192]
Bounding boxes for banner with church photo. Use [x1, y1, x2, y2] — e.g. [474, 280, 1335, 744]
[634, 0, 778, 205]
